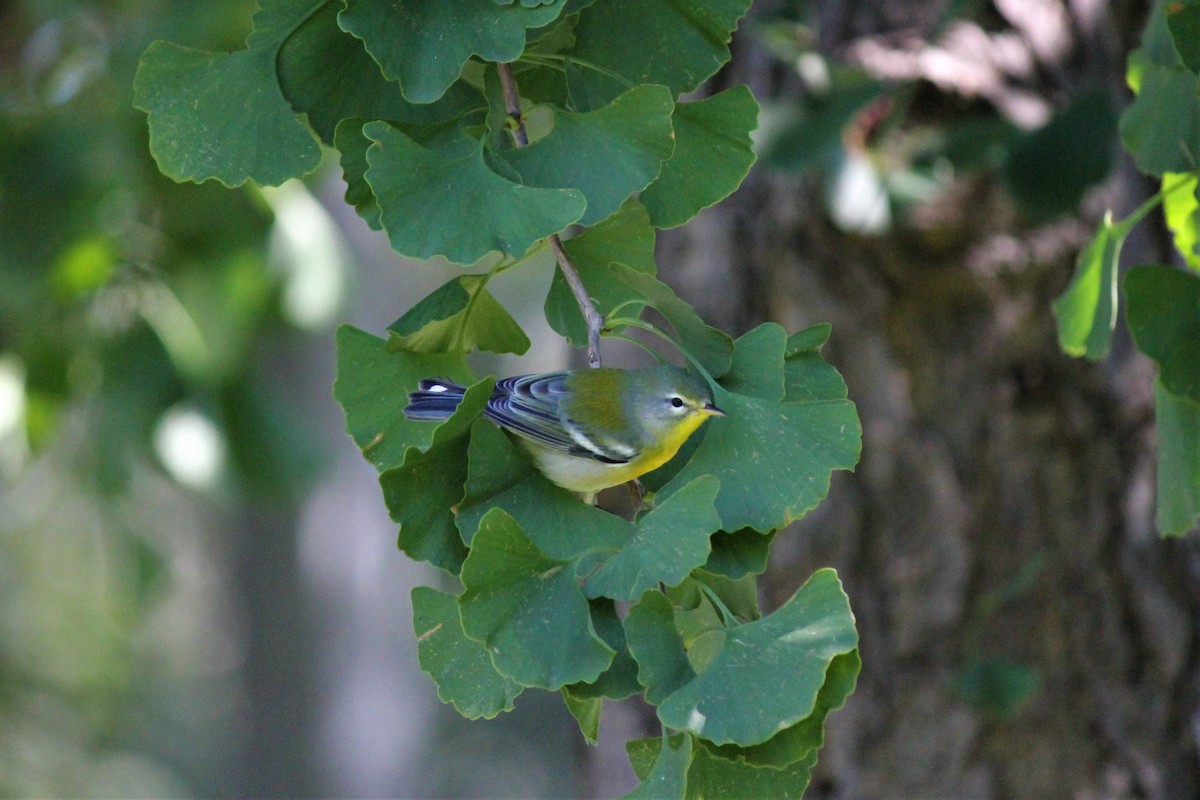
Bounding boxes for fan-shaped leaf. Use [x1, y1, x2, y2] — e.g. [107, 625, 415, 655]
[363, 121, 585, 265]
[641, 86, 760, 229]
[656, 568, 858, 746]
[339, 0, 568, 103]
[459, 508, 615, 689]
[412, 587, 523, 718]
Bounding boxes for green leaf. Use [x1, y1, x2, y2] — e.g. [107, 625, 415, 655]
[1051, 213, 1124, 360]
[1163, 172, 1200, 270]
[708, 649, 860, 767]
[685, 570, 760, 623]
[784, 324, 848, 402]
[1003, 90, 1117, 220]
[687, 739, 817, 799]
[719, 322, 786, 400]
[386, 275, 531, 355]
[458, 508, 615, 689]
[338, 0, 569, 103]
[567, 599, 643, 701]
[1155, 381, 1200, 536]
[655, 323, 861, 532]
[412, 587, 523, 718]
[133, 41, 320, 186]
[544, 200, 658, 347]
[1167, 0, 1200, 73]
[380, 378, 494, 573]
[1125, 264, 1200, 402]
[583, 476, 721, 601]
[499, 84, 676, 226]
[628, 735, 815, 800]
[623, 734, 692, 800]
[1135, 0, 1189, 70]
[363, 121, 585, 265]
[561, 689, 603, 745]
[785, 322, 831, 352]
[666, 583, 726, 665]
[656, 568, 858, 746]
[1118, 63, 1200, 177]
[277, 0, 486, 143]
[624, 590, 696, 705]
[605, 263, 735, 378]
[333, 325, 472, 470]
[704, 529, 775, 580]
[568, 0, 753, 108]
[334, 119, 383, 230]
[639, 86, 759, 229]
[455, 420, 631, 560]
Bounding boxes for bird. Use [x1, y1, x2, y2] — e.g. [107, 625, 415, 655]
[404, 364, 725, 502]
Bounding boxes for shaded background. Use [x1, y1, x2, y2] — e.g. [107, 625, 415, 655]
[1, 0, 1197, 798]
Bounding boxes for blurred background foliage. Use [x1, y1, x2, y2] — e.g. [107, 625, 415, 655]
[754, 1, 1117, 234]
[0, 1, 327, 795]
[0, 0, 1193, 797]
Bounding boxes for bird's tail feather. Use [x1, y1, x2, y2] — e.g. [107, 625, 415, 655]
[404, 379, 468, 420]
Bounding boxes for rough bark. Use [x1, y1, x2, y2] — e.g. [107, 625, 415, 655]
[657, 1, 1200, 796]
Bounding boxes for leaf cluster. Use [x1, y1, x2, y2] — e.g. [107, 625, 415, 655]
[333, 305, 862, 794]
[1052, 0, 1200, 537]
[136, 1, 866, 795]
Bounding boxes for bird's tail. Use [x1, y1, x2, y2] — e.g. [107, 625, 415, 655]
[403, 379, 468, 420]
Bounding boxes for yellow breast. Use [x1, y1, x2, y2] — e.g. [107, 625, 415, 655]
[518, 412, 714, 496]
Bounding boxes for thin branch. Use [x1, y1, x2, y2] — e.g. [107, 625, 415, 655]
[495, 62, 529, 148]
[495, 62, 604, 368]
[548, 235, 604, 367]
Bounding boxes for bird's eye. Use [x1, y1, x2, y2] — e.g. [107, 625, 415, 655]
[669, 396, 685, 409]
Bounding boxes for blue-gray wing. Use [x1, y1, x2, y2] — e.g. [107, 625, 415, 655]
[487, 373, 630, 464]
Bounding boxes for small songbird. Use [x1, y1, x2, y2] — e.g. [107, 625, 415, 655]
[404, 364, 725, 501]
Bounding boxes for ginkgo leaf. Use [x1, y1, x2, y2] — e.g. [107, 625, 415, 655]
[380, 378, 493, 574]
[339, 0, 568, 103]
[568, 0, 753, 108]
[278, 0, 486, 143]
[583, 476, 721, 601]
[624, 590, 696, 705]
[623, 734, 692, 800]
[656, 568, 858, 747]
[1154, 381, 1200, 537]
[656, 323, 861, 532]
[412, 586, 523, 718]
[458, 508, 615, 689]
[1119, 62, 1200, 177]
[363, 121, 585, 265]
[334, 119, 383, 230]
[387, 275, 531, 355]
[134, 42, 320, 186]
[1125, 264, 1200, 402]
[499, 84, 676, 226]
[1052, 214, 1124, 360]
[629, 734, 816, 800]
[708, 650, 860, 767]
[640, 86, 759, 229]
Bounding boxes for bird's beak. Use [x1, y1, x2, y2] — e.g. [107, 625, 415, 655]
[703, 402, 726, 417]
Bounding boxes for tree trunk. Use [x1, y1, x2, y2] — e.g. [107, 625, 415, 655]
[658, 1, 1200, 796]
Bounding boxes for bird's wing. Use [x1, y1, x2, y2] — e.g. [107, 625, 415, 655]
[487, 373, 632, 464]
